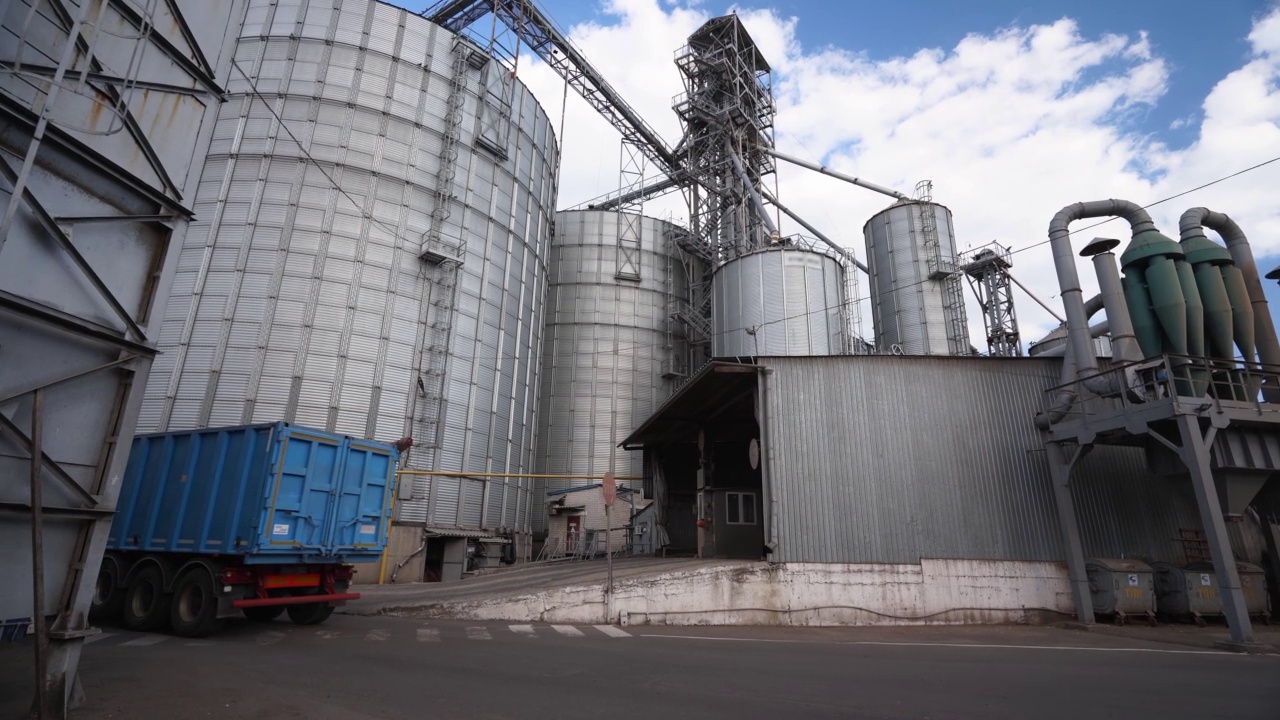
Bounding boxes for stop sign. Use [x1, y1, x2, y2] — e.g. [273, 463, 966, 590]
[602, 472, 616, 507]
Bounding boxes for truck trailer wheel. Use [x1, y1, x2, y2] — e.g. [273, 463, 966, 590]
[90, 562, 125, 622]
[286, 602, 334, 625]
[123, 566, 169, 632]
[170, 569, 223, 638]
[243, 606, 284, 622]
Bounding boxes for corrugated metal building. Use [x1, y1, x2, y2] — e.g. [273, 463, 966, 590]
[624, 355, 1203, 565]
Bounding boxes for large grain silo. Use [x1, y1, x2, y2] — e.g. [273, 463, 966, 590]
[712, 245, 847, 356]
[139, 0, 560, 542]
[533, 210, 692, 529]
[864, 199, 970, 355]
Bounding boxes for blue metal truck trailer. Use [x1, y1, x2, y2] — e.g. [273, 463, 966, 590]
[91, 422, 400, 637]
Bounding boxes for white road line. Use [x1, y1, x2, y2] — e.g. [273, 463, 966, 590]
[316, 630, 341, 639]
[466, 627, 492, 641]
[119, 635, 168, 647]
[184, 641, 216, 647]
[256, 631, 285, 646]
[84, 633, 115, 644]
[552, 625, 584, 637]
[416, 628, 440, 643]
[365, 629, 391, 641]
[594, 625, 632, 638]
[638, 635, 1238, 656]
[510, 625, 536, 636]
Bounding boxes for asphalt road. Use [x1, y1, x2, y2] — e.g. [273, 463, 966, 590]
[2, 615, 1277, 720]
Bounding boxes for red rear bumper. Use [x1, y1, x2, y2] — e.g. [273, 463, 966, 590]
[232, 592, 360, 608]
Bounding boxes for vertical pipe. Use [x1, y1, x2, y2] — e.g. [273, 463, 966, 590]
[30, 389, 48, 719]
[1088, 248, 1142, 362]
[1046, 441, 1094, 624]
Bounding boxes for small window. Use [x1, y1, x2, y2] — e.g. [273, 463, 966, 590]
[726, 492, 757, 525]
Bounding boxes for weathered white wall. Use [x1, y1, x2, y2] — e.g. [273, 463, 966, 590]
[417, 558, 1073, 625]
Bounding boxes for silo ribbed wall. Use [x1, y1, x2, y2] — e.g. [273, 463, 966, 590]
[139, 0, 559, 533]
[712, 246, 846, 356]
[864, 201, 966, 355]
[532, 211, 690, 531]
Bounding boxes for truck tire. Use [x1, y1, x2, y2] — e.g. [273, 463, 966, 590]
[123, 566, 169, 632]
[243, 606, 284, 622]
[170, 569, 223, 638]
[90, 561, 125, 622]
[286, 602, 334, 625]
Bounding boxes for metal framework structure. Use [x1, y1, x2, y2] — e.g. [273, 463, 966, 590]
[962, 243, 1022, 357]
[1, 1, 240, 715]
[915, 181, 969, 355]
[1042, 355, 1280, 646]
[674, 15, 777, 264]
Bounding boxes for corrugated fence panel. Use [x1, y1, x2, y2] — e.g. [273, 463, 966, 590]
[765, 355, 1201, 564]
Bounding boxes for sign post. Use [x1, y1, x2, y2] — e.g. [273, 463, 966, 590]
[603, 472, 616, 624]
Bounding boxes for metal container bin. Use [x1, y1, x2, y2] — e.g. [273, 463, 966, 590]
[1086, 558, 1156, 625]
[1152, 561, 1224, 626]
[1187, 561, 1272, 624]
[109, 422, 398, 565]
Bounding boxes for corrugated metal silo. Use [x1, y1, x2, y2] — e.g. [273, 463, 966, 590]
[532, 210, 691, 530]
[712, 246, 846, 356]
[139, 0, 560, 534]
[864, 200, 970, 355]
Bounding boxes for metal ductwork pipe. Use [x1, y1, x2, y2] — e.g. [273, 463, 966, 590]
[728, 145, 778, 238]
[1179, 208, 1280, 401]
[1081, 238, 1143, 363]
[1037, 294, 1106, 428]
[758, 185, 869, 273]
[1047, 200, 1157, 397]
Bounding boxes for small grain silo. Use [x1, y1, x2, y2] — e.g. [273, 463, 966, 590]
[712, 245, 847, 356]
[139, 0, 560, 537]
[533, 210, 692, 530]
[864, 199, 970, 355]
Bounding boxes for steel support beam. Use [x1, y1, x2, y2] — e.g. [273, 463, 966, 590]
[30, 389, 50, 719]
[1174, 415, 1255, 645]
[1045, 441, 1094, 624]
[0, 413, 99, 509]
[0, 290, 155, 355]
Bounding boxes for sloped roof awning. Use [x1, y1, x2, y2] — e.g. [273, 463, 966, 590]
[619, 360, 759, 449]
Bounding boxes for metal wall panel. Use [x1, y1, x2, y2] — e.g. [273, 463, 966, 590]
[712, 247, 845, 356]
[763, 355, 1202, 564]
[864, 201, 965, 355]
[139, 0, 557, 534]
[531, 211, 689, 531]
[0, 0, 246, 702]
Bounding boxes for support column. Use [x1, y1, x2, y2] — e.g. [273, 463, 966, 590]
[1176, 415, 1255, 645]
[1046, 441, 1094, 623]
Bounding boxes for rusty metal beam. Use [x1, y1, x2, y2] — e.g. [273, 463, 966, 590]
[30, 389, 50, 719]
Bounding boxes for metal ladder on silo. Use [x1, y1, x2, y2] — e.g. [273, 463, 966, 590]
[917, 181, 969, 354]
[413, 39, 474, 469]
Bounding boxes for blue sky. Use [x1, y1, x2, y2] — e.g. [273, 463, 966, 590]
[407, 0, 1280, 345]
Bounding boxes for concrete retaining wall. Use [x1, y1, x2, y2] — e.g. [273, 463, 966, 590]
[411, 559, 1074, 625]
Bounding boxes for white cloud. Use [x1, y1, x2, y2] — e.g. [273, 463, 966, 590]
[514, 0, 1280, 350]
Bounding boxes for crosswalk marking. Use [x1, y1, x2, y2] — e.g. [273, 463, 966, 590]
[84, 632, 115, 644]
[119, 635, 167, 647]
[552, 625, 584, 637]
[510, 625, 536, 636]
[256, 631, 285, 646]
[594, 625, 632, 638]
[416, 628, 440, 642]
[365, 629, 390, 641]
[466, 627, 492, 641]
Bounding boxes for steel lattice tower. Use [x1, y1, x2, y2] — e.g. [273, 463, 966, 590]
[962, 243, 1022, 356]
[674, 15, 777, 264]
